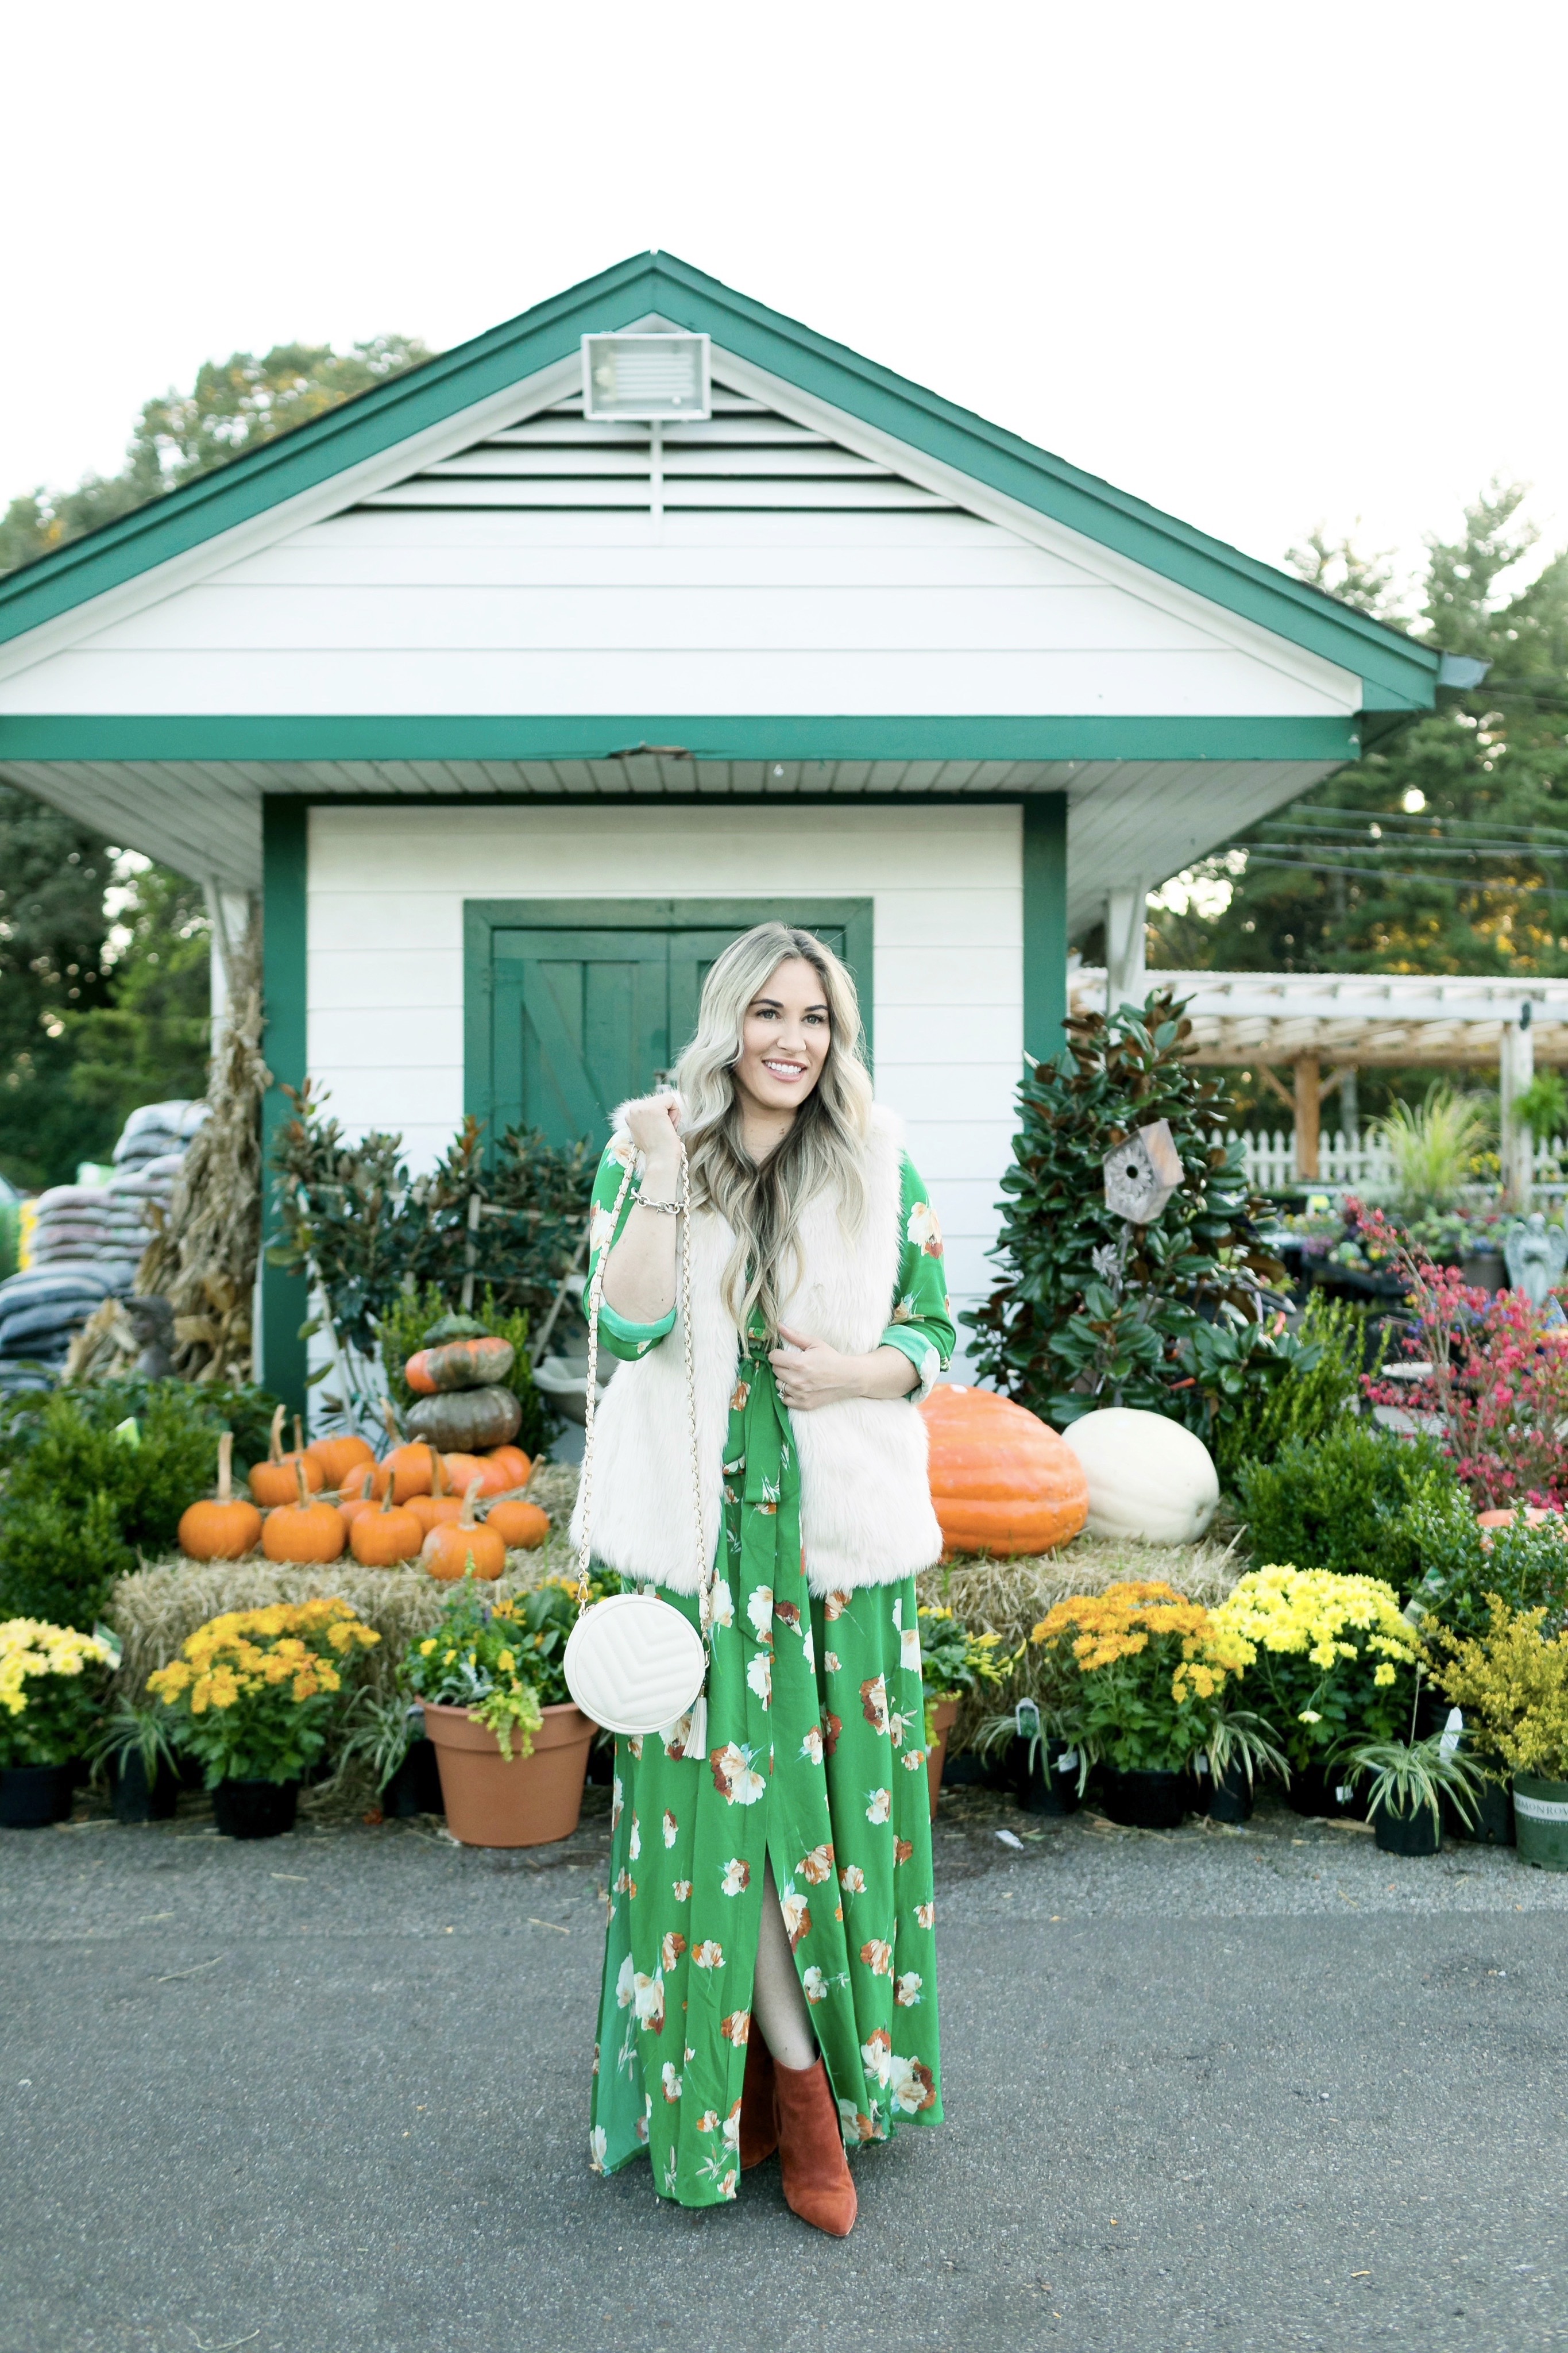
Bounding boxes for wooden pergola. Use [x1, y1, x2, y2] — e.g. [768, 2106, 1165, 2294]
[1072, 967, 1568, 1193]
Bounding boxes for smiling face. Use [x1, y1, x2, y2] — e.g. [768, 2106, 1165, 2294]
[730, 955, 831, 1128]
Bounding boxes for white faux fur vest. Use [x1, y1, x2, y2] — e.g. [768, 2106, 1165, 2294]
[569, 1105, 942, 1598]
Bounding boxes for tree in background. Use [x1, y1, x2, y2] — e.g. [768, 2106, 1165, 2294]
[0, 337, 429, 576]
[1147, 485, 1568, 1128]
[0, 335, 429, 1184]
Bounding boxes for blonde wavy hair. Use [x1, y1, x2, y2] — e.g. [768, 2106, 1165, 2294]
[674, 922, 874, 1334]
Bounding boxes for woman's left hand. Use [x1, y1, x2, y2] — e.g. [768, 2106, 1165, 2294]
[768, 1326, 862, 1411]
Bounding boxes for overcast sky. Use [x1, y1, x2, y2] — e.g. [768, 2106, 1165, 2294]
[5, 0, 1563, 604]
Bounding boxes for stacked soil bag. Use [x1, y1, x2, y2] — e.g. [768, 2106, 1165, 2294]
[0, 1100, 208, 1392]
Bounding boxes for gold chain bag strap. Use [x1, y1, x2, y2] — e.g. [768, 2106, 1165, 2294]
[562, 1140, 713, 1741]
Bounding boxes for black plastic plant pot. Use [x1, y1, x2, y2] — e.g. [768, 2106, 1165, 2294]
[212, 1778, 299, 1840]
[0, 1761, 76, 1829]
[1015, 1739, 1082, 1816]
[1097, 1766, 1190, 1830]
[1371, 1797, 1441, 1857]
[385, 1737, 445, 1818]
[1206, 1757, 1255, 1825]
[1287, 1765, 1366, 1821]
[1447, 1776, 1514, 1846]
[110, 1752, 180, 1825]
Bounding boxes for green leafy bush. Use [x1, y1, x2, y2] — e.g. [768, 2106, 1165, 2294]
[964, 990, 1304, 1441]
[1213, 1294, 1376, 1480]
[1235, 1423, 1452, 1597]
[1404, 1484, 1568, 1640]
[0, 1379, 281, 1629]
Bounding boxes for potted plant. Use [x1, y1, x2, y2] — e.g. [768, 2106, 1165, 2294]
[1429, 1600, 1568, 1872]
[1026, 1580, 1249, 1828]
[1340, 1724, 1484, 1857]
[89, 1696, 183, 1823]
[1207, 1565, 1423, 1819]
[402, 1579, 594, 1847]
[916, 1603, 1008, 1817]
[145, 1598, 380, 1838]
[1195, 1710, 1288, 1826]
[975, 1696, 1084, 1816]
[0, 1618, 115, 1827]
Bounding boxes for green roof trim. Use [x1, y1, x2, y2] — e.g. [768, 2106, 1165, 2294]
[0, 714, 1360, 764]
[0, 250, 1436, 716]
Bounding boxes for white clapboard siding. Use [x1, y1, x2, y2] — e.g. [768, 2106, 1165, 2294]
[306, 800, 1023, 1363]
[6, 371, 1362, 722]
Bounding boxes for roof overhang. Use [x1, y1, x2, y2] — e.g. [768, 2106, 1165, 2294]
[1073, 966, 1565, 1066]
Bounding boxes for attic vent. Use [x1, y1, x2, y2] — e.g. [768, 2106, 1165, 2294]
[582, 332, 710, 421]
[361, 387, 954, 514]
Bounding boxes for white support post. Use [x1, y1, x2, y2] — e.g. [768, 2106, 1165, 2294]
[1501, 1009, 1535, 1208]
[203, 882, 253, 1048]
[1104, 880, 1148, 1013]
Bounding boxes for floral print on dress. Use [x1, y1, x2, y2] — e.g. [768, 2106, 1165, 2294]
[586, 1139, 948, 2206]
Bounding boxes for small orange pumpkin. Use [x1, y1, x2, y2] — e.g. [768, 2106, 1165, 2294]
[485, 1497, 551, 1550]
[340, 1460, 377, 1502]
[179, 1431, 264, 1561]
[422, 1480, 507, 1582]
[441, 1450, 512, 1499]
[338, 1493, 379, 1530]
[350, 1481, 425, 1568]
[306, 1430, 375, 1491]
[262, 1459, 347, 1564]
[918, 1383, 1090, 1558]
[482, 1444, 534, 1491]
[408, 1449, 466, 1534]
[250, 1405, 325, 1507]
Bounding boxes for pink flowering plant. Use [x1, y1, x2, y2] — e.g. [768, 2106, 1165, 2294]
[1358, 1206, 1568, 1510]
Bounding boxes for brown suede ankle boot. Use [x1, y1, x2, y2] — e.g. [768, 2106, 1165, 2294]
[739, 2034, 778, 2170]
[772, 2057, 857, 2236]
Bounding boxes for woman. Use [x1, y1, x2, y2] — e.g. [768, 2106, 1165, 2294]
[575, 922, 952, 2234]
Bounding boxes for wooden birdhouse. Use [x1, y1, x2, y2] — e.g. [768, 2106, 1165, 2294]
[1102, 1121, 1183, 1223]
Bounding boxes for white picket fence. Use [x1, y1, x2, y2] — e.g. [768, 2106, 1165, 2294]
[1232, 1129, 1568, 1202]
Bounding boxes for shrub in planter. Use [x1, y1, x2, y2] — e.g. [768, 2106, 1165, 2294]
[1026, 1580, 1250, 1825]
[0, 1618, 115, 1826]
[1429, 1600, 1568, 1870]
[401, 1580, 594, 1846]
[1404, 1483, 1568, 1642]
[1207, 1565, 1422, 1791]
[146, 1599, 380, 1836]
[916, 1602, 1009, 1814]
[1235, 1424, 1450, 1599]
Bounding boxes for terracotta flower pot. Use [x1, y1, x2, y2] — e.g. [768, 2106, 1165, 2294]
[926, 1696, 960, 1822]
[422, 1699, 594, 1847]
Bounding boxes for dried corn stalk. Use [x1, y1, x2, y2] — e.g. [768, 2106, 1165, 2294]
[136, 916, 268, 1383]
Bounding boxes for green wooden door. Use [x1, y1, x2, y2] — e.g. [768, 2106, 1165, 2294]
[466, 898, 873, 1153]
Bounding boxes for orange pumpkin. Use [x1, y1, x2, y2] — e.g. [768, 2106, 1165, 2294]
[405, 1336, 516, 1394]
[179, 1431, 264, 1561]
[338, 1493, 380, 1530]
[485, 1497, 551, 1550]
[306, 1431, 375, 1491]
[918, 1383, 1089, 1558]
[249, 1405, 325, 1507]
[408, 1449, 465, 1534]
[422, 1480, 506, 1582]
[340, 1460, 377, 1502]
[441, 1450, 512, 1499]
[350, 1481, 425, 1568]
[482, 1444, 534, 1490]
[262, 1460, 347, 1563]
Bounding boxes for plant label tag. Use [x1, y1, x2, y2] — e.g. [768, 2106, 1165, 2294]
[1057, 1749, 1079, 1773]
[1439, 1707, 1463, 1761]
[1334, 1784, 1354, 1806]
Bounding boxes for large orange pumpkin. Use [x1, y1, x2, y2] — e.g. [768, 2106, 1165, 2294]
[262, 1461, 347, 1563]
[179, 1432, 263, 1561]
[422, 1481, 506, 1581]
[306, 1431, 375, 1491]
[918, 1384, 1089, 1558]
[350, 1482, 425, 1568]
[485, 1498, 551, 1550]
[249, 1405, 325, 1507]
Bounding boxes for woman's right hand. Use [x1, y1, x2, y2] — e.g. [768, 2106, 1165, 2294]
[623, 1093, 683, 1162]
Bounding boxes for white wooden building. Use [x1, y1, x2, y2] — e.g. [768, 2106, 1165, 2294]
[0, 253, 1443, 1409]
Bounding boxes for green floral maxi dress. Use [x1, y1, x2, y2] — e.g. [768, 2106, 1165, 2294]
[585, 1144, 955, 2207]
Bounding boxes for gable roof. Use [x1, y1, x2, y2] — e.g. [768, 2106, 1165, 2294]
[0, 250, 1437, 714]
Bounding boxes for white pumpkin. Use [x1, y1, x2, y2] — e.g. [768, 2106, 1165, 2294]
[1059, 1407, 1219, 1544]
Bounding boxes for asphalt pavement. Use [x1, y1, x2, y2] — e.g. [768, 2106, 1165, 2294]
[2, 1784, 1565, 2353]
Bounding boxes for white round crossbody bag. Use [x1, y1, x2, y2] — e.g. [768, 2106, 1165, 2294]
[562, 1144, 714, 1745]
